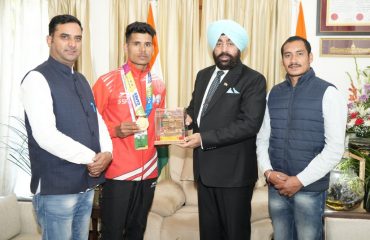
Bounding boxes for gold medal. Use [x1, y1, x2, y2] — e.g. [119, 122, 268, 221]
[136, 117, 149, 130]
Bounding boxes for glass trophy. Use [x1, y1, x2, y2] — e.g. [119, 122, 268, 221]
[154, 108, 186, 145]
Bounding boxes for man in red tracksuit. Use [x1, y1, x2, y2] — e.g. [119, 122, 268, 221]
[93, 21, 166, 240]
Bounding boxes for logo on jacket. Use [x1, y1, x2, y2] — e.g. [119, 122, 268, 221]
[117, 92, 128, 105]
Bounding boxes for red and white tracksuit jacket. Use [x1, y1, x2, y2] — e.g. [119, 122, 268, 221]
[93, 61, 166, 180]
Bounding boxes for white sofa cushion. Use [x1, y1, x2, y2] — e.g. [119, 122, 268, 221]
[161, 206, 199, 240]
[251, 186, 269, 222]
[150, 180, 185, 217]
[0, 194, 22, 239]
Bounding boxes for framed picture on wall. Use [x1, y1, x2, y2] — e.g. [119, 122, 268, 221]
[320, 38, 370, 57]
[317, 0, 370, 35]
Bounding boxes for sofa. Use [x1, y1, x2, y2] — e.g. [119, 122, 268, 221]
[144, 146, 273, 240]
[0, 194, 41, 240]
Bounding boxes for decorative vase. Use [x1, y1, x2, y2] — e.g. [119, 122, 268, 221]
[364, 179, 370, 212]
[326, 169, 365, 211]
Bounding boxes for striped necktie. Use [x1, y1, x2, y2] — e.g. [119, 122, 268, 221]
[201, 70, 224, 116]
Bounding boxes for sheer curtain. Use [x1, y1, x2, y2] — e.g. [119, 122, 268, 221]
[106, 0, 200, 178]
[48, 0, 94, 84]
[0, 0, 48, 196]
[0, 0, 293, 195]
[108, 0, 150, 70]
[107, 0, 200, 108]
[105, 0, 291, 179]
[156, 0, 200, 178]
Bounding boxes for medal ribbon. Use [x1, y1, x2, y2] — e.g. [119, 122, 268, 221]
[120, 63, 152, 150]
[122, 63, 153, 119]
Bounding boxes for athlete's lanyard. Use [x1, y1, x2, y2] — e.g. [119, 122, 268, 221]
[121, 63, 153, 118]
[120, 63, 153, 150]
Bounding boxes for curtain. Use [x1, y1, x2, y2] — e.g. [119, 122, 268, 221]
[156, 0, 200, 179]
[48, 0, 94, 85]
[201, 0, 292, 90]
[0, 0, 292, 194]
[108, 0, 150, 70]
[0, 0, 48, 196]
[108, 0, 200, 108]
[106, 0, 291, 180]
[157, 0, 200, 108]
[106, 0, 200, 179]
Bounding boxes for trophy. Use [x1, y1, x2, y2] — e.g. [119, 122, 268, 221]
[154, 108, 186, 145]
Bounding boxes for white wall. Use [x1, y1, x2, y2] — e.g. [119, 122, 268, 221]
[299, 0, 369, 98]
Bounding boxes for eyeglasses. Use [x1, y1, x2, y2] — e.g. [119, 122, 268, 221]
[128, 41, 153, 49]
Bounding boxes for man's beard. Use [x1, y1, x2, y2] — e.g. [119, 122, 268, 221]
[213, 51, 240, 70]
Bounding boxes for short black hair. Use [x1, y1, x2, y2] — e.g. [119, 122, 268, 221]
[281, 36, 311, 56]
[49, 14, 82, 36]
[125, 21, 156, 42]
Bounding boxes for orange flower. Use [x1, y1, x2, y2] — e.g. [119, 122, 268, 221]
[348, 82, 358, 102]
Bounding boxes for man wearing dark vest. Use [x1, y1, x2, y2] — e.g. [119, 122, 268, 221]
[20, 14, 112, 240]
[179, 20, 266, 240]
[257, 36, 347, 240]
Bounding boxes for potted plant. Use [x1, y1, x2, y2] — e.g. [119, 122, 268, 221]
[0, 116, 30, 176]
[326, 159, 365, 211]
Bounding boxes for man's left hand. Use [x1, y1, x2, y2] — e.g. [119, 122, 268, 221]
[177, 133, 201, 149]
[274, 176, 303, 197]
[87, 152, 112, 177]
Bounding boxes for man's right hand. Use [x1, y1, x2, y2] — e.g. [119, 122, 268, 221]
[115, 122, 141, 138]
[87, 152, 112, 177]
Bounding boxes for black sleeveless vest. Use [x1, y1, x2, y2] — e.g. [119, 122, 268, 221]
[268, 69, 333, 191]
[24, 57, 104, 194]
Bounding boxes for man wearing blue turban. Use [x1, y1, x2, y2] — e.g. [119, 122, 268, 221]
[179, 19, 267, 239]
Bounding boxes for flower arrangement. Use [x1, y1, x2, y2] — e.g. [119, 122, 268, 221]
[347, 58, 370, 138]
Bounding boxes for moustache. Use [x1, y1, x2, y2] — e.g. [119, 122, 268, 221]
[217, 53, 233, 59]
[288, 64, 301, 68]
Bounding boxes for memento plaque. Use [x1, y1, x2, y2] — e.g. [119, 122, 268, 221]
[154, 108, 186, 145]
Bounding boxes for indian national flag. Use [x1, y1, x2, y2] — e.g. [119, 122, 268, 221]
[295, 1, 307, 39]
[147, 1, 163, 81]
[147, 1, 168, 176]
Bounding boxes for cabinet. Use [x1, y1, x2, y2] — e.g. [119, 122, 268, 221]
[324, 206, 370, 240]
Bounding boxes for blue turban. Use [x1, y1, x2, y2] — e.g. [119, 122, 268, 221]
[207, 19, 248, 51]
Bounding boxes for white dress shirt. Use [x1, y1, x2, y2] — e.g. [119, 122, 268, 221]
[257, 86, 347, 187]
[21, 70, 112, 165]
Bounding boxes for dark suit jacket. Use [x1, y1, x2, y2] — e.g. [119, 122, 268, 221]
[186, 60, 266, 187]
